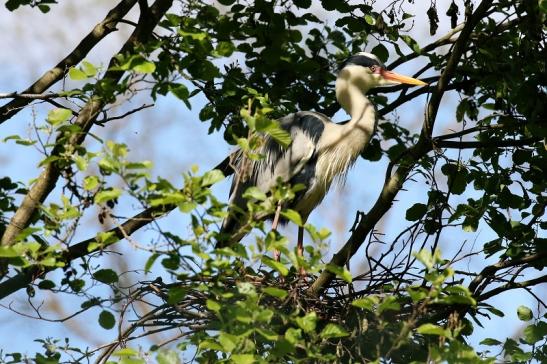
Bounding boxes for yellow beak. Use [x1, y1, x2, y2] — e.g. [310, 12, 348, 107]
[381, 69, 428, 86]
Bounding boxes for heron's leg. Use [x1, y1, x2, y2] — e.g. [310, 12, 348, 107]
[271, 203, 282, 262]
[297, 225, 305, 276]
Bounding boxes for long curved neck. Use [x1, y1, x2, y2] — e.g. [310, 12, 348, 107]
[335, 76, 377, 140]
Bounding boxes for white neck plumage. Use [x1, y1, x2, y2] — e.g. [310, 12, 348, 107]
[335, 68, 377, 145]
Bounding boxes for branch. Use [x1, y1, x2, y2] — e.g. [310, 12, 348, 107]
[434, 137, 541, 149]
[468, 252, 547, 295]
[433, 124, 508, 140]
[379, 81, 467, 117]
[0, 92, 66, 100]
[388, 22, 465, 70]
[307, 0, 494, 297]
[96, 103, 154, 124]
[0, 0, 138, 125]
[477, 274, 547, 302]
[0, 156, 234, 300]
[1, 0, 174, 248]
[388, 17, 520, 70]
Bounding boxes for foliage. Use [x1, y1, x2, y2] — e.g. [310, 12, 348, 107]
[0, 0, 546, 363]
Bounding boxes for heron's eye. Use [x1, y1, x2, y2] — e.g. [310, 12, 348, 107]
[369, 65, 376, 72]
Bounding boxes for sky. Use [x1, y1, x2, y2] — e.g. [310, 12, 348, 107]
[0, 0, 543, 361]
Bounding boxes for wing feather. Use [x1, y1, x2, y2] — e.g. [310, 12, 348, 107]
[218, 112, 328, 246]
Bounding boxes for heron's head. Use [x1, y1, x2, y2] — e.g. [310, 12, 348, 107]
[337, 52, 427, 92]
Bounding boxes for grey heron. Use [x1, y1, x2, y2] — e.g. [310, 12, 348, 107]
[217, 52, 427, 263]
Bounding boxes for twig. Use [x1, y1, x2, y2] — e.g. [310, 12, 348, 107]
[434, 137, 540, 149]
[96, 103, 154, 124]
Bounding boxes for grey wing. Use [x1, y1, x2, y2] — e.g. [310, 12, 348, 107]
[218, 112, 328, 246]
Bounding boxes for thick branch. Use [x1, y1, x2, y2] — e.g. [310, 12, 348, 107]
[307, 0, 494, 297]
[1, 0, 173, 248]
[0, 92, 65, 100]
[0, 0, 138, 125]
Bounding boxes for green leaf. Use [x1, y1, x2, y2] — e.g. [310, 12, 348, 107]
[243, 186, 267, 201]
[524, 322, 547, 344]
[351, 296, 379, 311]
[206, 299, 221, 312]
[406, 203, 427, 221]
[94, 188, 122, 204]
[485, 305, 505, 317]
[215, 41, 235, 57]
[144, 253, 159, 273]
[364, 14, 375, 25]
[98, 310, 115, 329]
[156, 350, 180, 364]
[296, 312, 317, 333]
[81, 298, 100, 309]
[230, 354, 255, 364]
[280, 209, 303, 226]
[264, 125, 292, 148]
[198, 340, 223, 351]
[294, 0, 312, 8]
[256, 328, 278, 341]
[68, 67, 87, 80]
[284, 328, 302, 344]
[378, 296, 401, 314]
[0, 246, 19, 257]
[262, 287, 288, 299]
[219, 332, 237, 352]
[320, 323, 349, 339]
[441, 285, 476, 306]
[38, 280, 55, 290]
[178, 30, 207, 40]
[5, 0, 22, 11]
[326, 264, 352, 283]
[480, 338, 502, 346]
[237, 282, 257, 296]
[47, 108, 72, 125]
[133, 61, 156, 74]
[167, 287, 187, 305]
[81, 61, 98, 77]
[113, 348, 139, 357]
[262, 256, 289, 276]
[517, 305, 533, 321]
[417, 323, 450, 337]
[73, 155, 87, 171]
[83, 176, 100, 190]
[93, 269, 119, 284]
[372, 43, 389, 63]
[170, 83, 190, 103]
[414, 249, 436, 270]
[201, 169, 224, 186]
